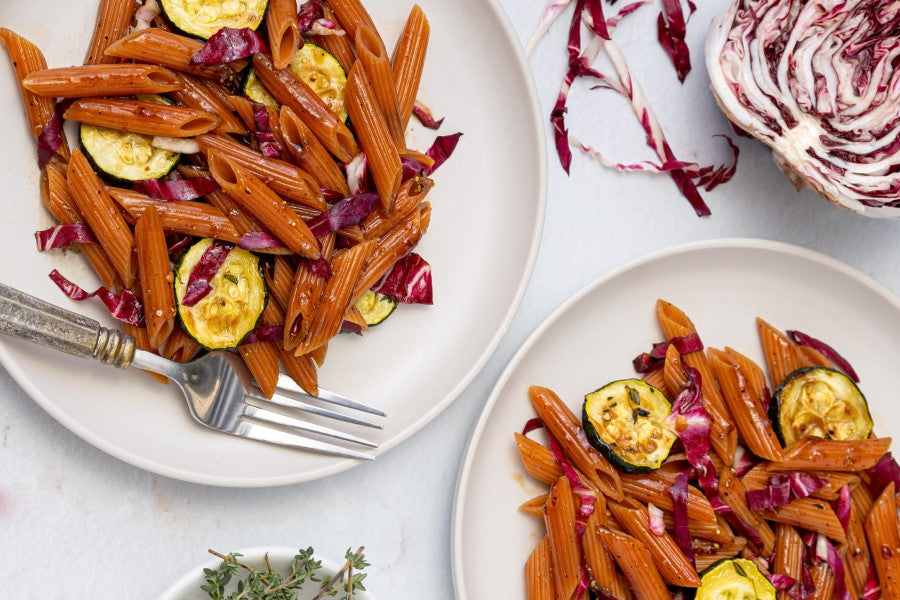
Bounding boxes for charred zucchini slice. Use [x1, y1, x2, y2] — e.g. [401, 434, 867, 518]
[582, 379, 677, 474]
[770, 366, 873, 446]
[174, 238, 267, 349]
[160, 0, 269, 40]
[243, 43, 347, 121]
[696, 558, 776, 600]
[355, 291, 397, 326]
[80, 94, 179, 182]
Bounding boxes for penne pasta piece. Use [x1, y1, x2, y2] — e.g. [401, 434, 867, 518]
[740, 462, 859, 501]
[264, 255, 295, 310]
[208, 152, 320, 259]
[279, 105, 350, 194]
[284, 234, 335, 348]
[525, 537, 556, 600]
[844, 498, 873, 593]
[361, 177, 433, 239]
[620, 471, 716, 524]
[0, 28, 59, 139]
[659, 511, 735, 544]
[718, 467, 776, 556]
[657, 300, 737, 465]
[162, 327, 200, 363]
[345, 62, 402, 213]
[641, 366, 670, 398]
[230, 95, 285, 143]
[528, 386, 624, 501]
[808, 563, 835, 600]
[306, 5, 356, 70]
[583, 511, 626, 599]
[756, 318, 810, 387]
[607, 503, 701, 587]
[169, 74, 248, 136]
[778, 437, 891, 471]
[292, 240, 377, 356]
[309, 342, 327, 367]
[326, 0, 379, 42]
[40, 163, 118, 289]
[252, 53, 359, 162]
[197, 133, 325, 209]
[709, 347, 783, 461]
[66, 149, 136, 288]
[519, 495, 547, 519]
[392, 4, 430, 127]
[351, 207, 424, 304]
[279, 350, 319, 397]
[64, 98, 221, 138]
[108, 187, 241, 242]
[355, 25, 405, 148]
[851, 482, 875, 517]
[135, 206, 176, 349]
[597, 527, 671, 599]
[266, 0, 301, 70]
[866, 482, 900, 597]
[545, 476, 580, 600]
[238, 339, 280, 399]
[23, 64, 182, 98]
[765, 498, 846, 543]
[515, 432, 564, 486]
[84, 0, 134, 64]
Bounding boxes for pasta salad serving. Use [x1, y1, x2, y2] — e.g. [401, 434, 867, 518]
[516, 300, 898, 599]
[1, 0, 461, 398]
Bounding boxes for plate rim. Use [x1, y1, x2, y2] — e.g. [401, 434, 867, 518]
[449, 236, 900, 598]
[0, 0, 548, 487]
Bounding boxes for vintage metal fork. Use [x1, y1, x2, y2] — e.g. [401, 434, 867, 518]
[0, 283, 384, 460]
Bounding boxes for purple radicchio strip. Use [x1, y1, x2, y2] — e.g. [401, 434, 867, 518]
[48, 269, 144, 326]
[251, 102, 282, 159]
[297, 0, 323, 32]
[656, 0, 694, 83]
[189, 27, 268, 65]
[401, 156, 429, 181]
[308, 19, 344, 36]
[307, 257, 333, 278]
[35, 223, 96, 251]
[767, 573, 798, 591]
[132, 0, 160, 32]
[632, 333, 703, 373]
[239, 324, 283, 345]
[669, 469, 695, 564]
[863, 562, 881, 599]
[132, 175, 219, 201]
[372, 252, 433, 305]
[867, 452, 900, 497]
[786, 329, 860, 382]
[665, 365, 717, 492]
[340, 319, 363, 335]
[181, 241, 234, 307]
[816, 534, 852, 600]
[424, 133, 462, 174]
[238, 231, 284, 251]
[744, 473, 827, 510]
[167, 235, 195, 255]
[321, 188, 344, 202]
[345, 153, 369, 194]
[411, 101, 444, 130]
[836, 485, 851, 534]
[647, 502, 665, 535]
[37, 111, 64, 169]
[733, 444, 754, 476]
[306, 193, 380, 238]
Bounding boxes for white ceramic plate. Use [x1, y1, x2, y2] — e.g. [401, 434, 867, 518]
[0, 0, 544, 485]
[158, 546, 378, 600]
[451, 238, 900, 599]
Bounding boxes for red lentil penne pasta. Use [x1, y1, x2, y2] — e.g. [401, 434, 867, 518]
[0, 28, 61, 141]
[252, 52, 359, 163]
[392, 5, 430, 127]
[278, 105, 350, 194]
[361, 177, 433, 239]
[597, 527, 670, 599]
[519, 495, 548, 519]
[545, 475, 580, 600]
[208, 152, 320, 259]
[757, 317, 811, 386]
[345, 62, 401, 214]
[64, 98, 221, 138]
[808, 562, 835, 600]
[108, 187, 241, 242]
[284, 234, 336, 348]
[266, 0, 301, 70]
[778, 437, 891, 471]
[694, 537, 749, 572]
[844, 499, 873, 592]
[515, 432, 564, 486]
[66, 149, 136, 288]
[264, 256, 295, 311]
[161, 327, 201, 363]
[640, 365, 670, 398]
[134, 206, 176, 349]
[355, 25, 404, 148]
[23, 64, 182, 98]
[718, 467, 776, 556]
[765, 497, 846, 543]
[351, 206, 424, 303]
[229, 95, 284, 145]
[620, 471, 716, 524]
[84, 0, 133, 65]
[866, 482, 900, 596]
[238, 339, 280, 399]
[169, 74, 248, 136]
[104, 28, 238, 82]
[583, 511, 627, 599]
[326, 0, 379, 41]
[525, 536, 556, 600]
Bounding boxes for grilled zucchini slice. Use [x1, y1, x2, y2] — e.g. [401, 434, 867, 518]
[160, 0, 269, 40]
[174, 238, 267, 349]
[770, 366, 873, 446]
[696, 558, 776, 600]
[355, 291, 397, 326]
[582, 379, 677, 474]
[243, 43, 347, 121]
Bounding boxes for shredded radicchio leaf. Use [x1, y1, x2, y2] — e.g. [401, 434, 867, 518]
[238, 231, 283, 251]
[35, 223, 96, 251]
[657, 0, 696, 83]
[647, 502, 665, 535]
[412, 101, 445, 130]
[767, 573, 797, 591]
[665, 366, 716, 492]
[251, 102, 282, 159]
[239, 324, 283, 345]
[306, 193, 380, 238]
[632, 333, 703, 373]
[816, 535, 852, 600]
[669, 469, 695, 564]
[836, 485, 851, 533]
[37, 111, 64, 169]
[424, 133, 462, 173]
[181, 241, 234, 307]
[345, 153, 369, 194]
[297, 0, 324, 32]
[787, 329, 860, 382]
[132, 0, 160, 32]
[864, 562, 881, 599]
[536, 0, 738, 215]
[308, 19, 344, 36]
[189, 27, 268, 66]
[341, 319, 363, 335]
[307, 257, 333, 278]
[733, 444, 754, 476]
[132, 175, 219, 201]
[372, 253, 433, 305]
[744, 473, 827, 510]
[48, 269, 144, 326]
[401, 156, 429, 181]
[867, 452, 900, 497]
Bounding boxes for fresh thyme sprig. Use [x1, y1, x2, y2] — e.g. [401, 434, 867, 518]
[201, 546, 368, 600]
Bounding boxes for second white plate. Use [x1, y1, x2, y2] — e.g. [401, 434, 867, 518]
[451, 238, 900, 599]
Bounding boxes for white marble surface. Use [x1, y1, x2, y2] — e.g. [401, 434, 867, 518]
[1, 1, 898, 598]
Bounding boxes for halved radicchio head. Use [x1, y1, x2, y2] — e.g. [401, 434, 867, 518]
[706, 0, 900, 217]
